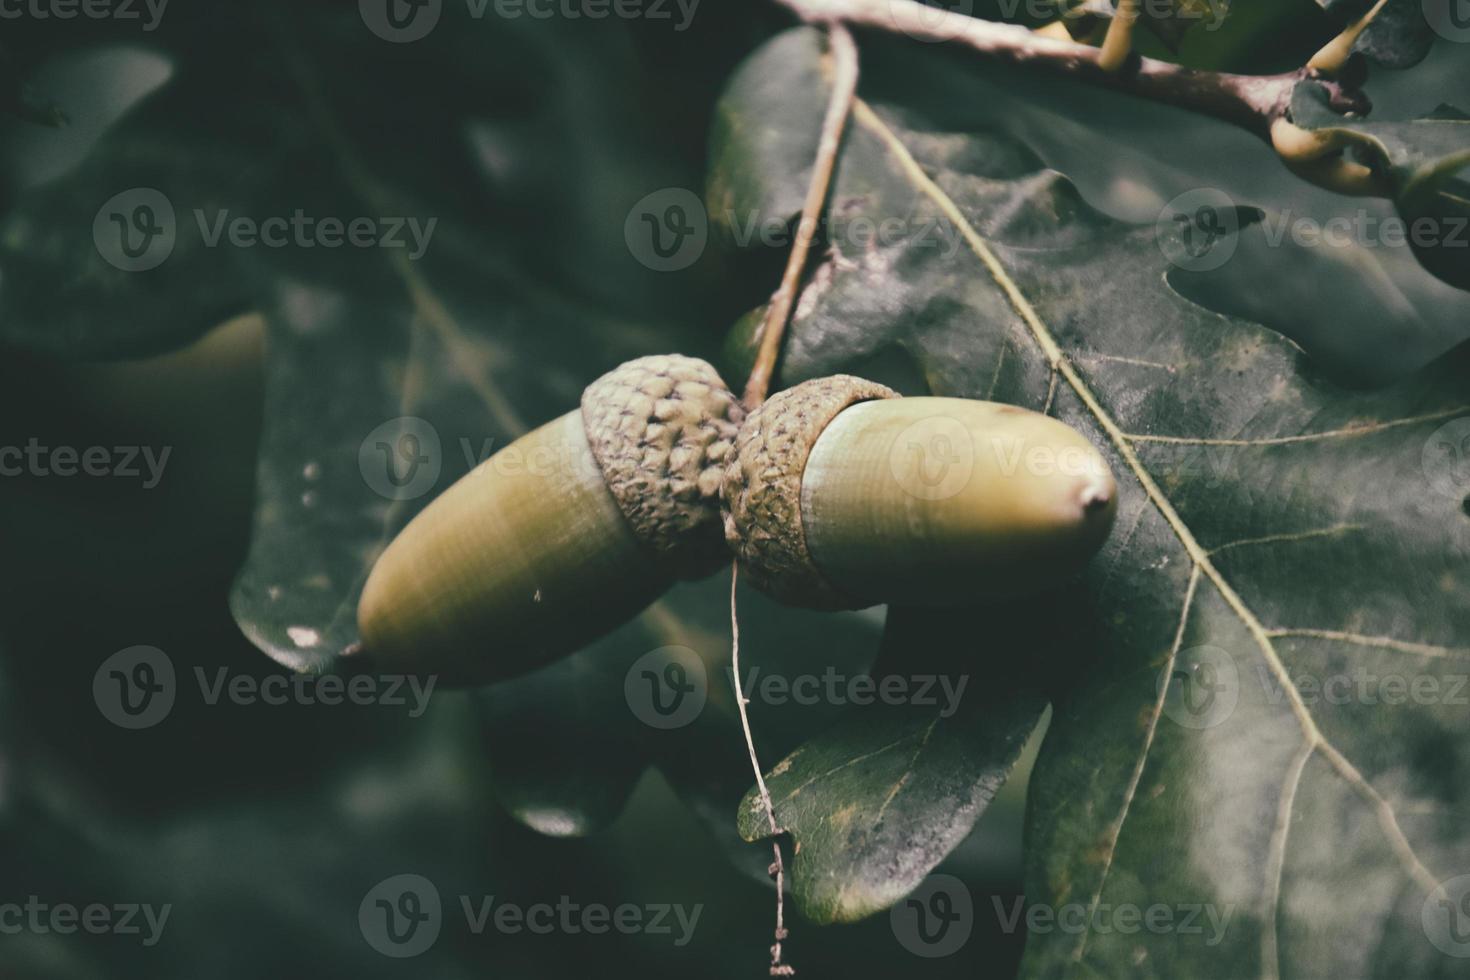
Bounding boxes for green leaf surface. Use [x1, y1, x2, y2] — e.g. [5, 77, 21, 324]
[736, 605, 1048, 923]
[712, 26, 1470, 974]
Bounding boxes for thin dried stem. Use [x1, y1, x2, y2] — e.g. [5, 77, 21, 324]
[733, 28, 863, 972]
[730, 565, 794, 975]
[1309, 0, 1389, 74]
[1097, 0, 1138, 73]
[742, 21, 860, 410]
[777, 0, 1305, 135]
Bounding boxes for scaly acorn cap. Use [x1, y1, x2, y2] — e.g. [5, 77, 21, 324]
[722, 376, 1118, 610]
[581, 353, 745, 578]
[721, 375, 900, 609]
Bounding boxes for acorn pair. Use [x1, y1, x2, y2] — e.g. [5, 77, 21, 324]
[357, 354, 1117, 684]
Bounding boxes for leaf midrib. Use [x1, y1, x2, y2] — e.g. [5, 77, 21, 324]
[844, 95, 1445, 963]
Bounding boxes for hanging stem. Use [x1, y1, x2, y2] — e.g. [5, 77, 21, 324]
[730, 566, 795, 976]
[732, 23, 861, 975]
[743, 21, 861, 410]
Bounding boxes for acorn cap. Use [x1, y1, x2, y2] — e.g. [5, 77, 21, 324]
[720, 375, 899, 608]
[582, 354, 745, 578]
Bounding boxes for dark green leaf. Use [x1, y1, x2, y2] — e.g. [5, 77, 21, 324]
[712, 27, 1470, 976]
[736, 605, 1048, 924]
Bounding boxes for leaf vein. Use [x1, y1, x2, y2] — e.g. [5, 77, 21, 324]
[849, 96, 1445, 914]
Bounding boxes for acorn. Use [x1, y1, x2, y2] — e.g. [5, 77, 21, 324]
[721, 376, 1117, 609]
[356, 354, 743, 684]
